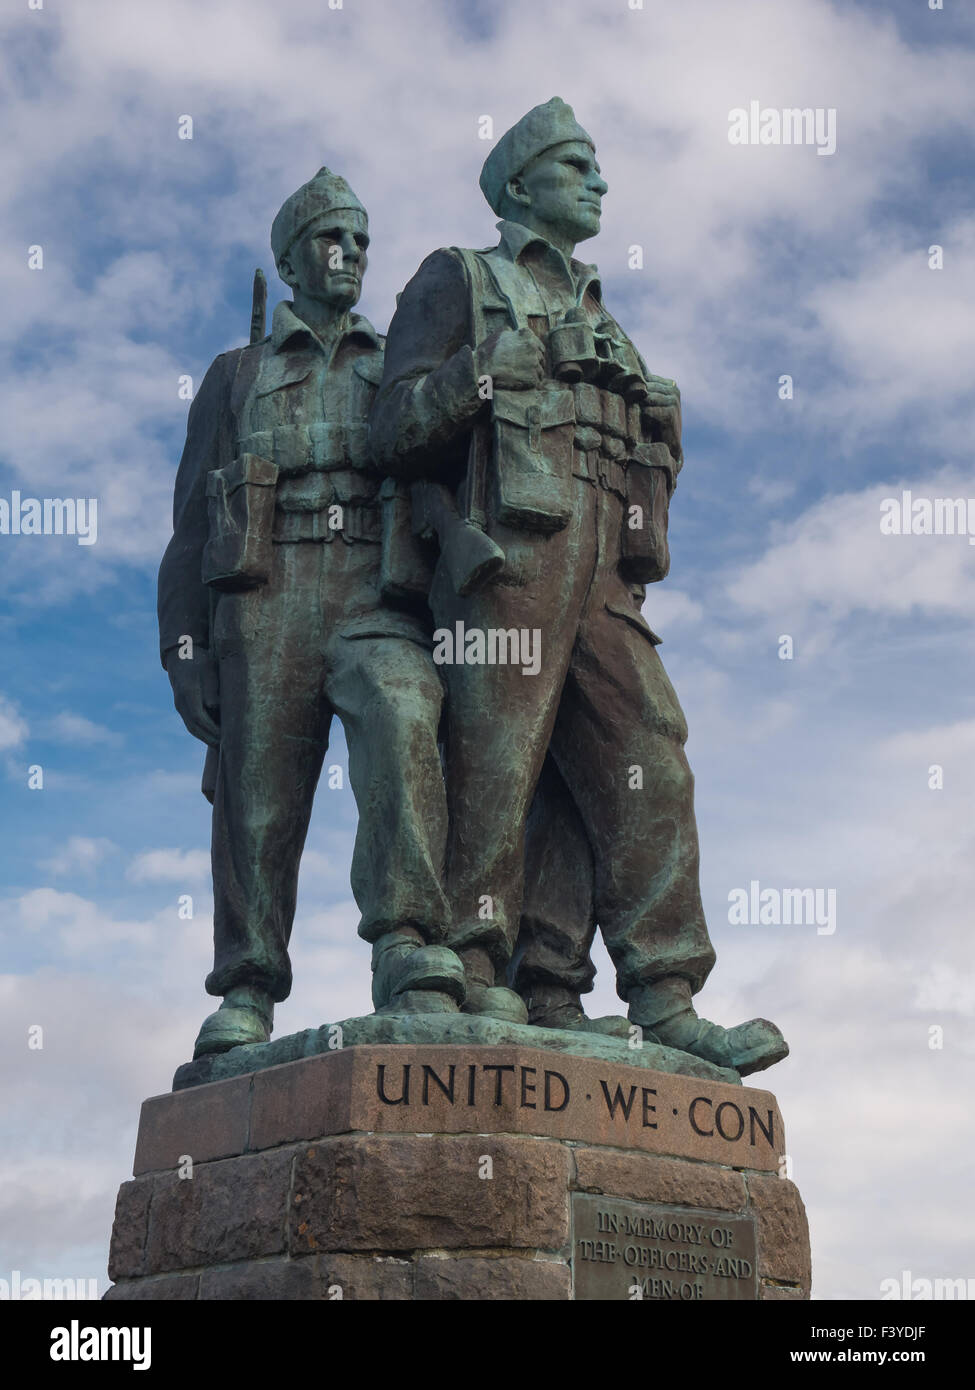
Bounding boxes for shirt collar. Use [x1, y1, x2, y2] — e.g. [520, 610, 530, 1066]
[270, 300, 382, 354]
[496, 220, 601, 302]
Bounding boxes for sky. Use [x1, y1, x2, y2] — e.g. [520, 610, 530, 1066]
[1, 0, 974, 1302]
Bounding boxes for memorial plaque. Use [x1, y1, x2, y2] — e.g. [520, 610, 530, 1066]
[572, 1194, 759, 1301]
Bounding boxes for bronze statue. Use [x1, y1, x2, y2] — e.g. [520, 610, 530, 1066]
[159, 169, 470, 1059]
[160, 109, 787, 1079]
[370, 99, 787, 1074]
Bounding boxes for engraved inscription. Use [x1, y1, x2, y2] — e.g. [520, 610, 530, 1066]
[371, 1061, 777, 1156]
[572, 1195, 759, 1301]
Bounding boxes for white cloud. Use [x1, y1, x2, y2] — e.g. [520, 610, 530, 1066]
[45, 712, 121, 746]
[126, 848, 211, 884]
[40, 836, 116, 878]
[727, 470, 975, 622]
[12, 889, 156, 956]
[912, 964, 975, 1019]
[641, 587, 704, 631]
[0, 694, 28, 750]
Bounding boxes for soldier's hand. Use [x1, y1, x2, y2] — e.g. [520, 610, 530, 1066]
[476, 328, 546, 391]
[642, 374, 680, 410]
[642, 375, 682, 462]
[165, 646, 220, 746]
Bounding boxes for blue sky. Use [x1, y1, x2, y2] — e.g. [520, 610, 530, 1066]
[1, 0, 974, 1300]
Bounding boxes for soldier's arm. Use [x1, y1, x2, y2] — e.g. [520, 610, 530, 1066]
[636, 354, 683, 485]
[369, 249, 486, 480]
[642, 376, 683, 482]
[157, 353, 233, 666]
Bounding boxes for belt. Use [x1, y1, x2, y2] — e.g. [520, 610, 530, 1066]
[238, 422, 370, 476]
[273, 502, 382, 544]
[572, 446, 627, 501]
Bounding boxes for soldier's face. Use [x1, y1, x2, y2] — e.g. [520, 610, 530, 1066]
[285, 209, 369, 308]
[512, 141, 608, 246]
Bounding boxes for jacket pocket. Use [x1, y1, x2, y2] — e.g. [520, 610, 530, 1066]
[202, 452, 278, 590]
[620, 442, 672, 584]
[490, 388, 576, 533]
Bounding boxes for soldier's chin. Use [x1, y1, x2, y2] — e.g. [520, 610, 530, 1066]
[323, 280, 361, 308]
[573, 208, 601, 241]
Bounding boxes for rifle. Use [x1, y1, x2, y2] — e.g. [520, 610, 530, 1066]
[249, 268, 267, 344]
[200, 267, 267, 804]
[410, 469, 504, 597]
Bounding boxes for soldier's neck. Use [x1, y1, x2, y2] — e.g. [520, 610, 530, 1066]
[290, 294, 350, 347]
[512, 216, 578, 263]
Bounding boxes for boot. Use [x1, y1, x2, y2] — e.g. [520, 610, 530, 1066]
[460, 947, 529, 1025]
[193, 984, 274, 1059]
[628, 976, 788, 1077]
[527, 983, 631, 1039]
[372, 927, 467, 1014]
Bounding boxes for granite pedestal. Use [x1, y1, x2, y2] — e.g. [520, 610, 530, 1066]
[105, 1034, 810, 1301]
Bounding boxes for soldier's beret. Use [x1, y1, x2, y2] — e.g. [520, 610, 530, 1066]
[271, 168, 366, 267]
[479, 97, 595, 216]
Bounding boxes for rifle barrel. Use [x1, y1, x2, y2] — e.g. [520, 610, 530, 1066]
[249, 268, 267, 344]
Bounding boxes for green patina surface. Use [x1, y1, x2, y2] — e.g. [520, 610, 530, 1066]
[159, 100, 787, 1085]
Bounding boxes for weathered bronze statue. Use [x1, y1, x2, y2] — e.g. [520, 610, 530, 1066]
[159, 169, 471, 1059]
[160, 107, 787, 1079]
[370, 99, 787, 1074]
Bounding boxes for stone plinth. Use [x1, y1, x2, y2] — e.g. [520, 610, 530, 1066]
[104, 1043, 810, 1301]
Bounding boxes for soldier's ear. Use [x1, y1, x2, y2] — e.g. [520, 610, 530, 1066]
[277, 253, 298, 288]
[505, 175, 531, 210]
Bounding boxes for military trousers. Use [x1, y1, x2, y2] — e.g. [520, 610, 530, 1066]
[429, 473, 717, 1002]
[206, 531, 448, 1003]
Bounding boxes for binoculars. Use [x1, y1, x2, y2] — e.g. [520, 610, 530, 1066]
[548, 307, 649, 404]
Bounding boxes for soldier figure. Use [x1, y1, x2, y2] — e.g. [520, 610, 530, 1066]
[371, 100, 787, 1073]
[159, 168, 467, 1058]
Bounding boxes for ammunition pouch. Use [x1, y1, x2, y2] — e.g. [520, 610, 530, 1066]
[202, 452, 278, 591]
[490, 387, 575, 533]
[620, 442, 674, 584]
[237, 421, 370, 476]
[379, 477, 434, 605]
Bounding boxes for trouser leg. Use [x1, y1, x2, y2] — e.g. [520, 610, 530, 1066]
[551, 583, 717, 1003]
[324, 633, 450, 944]
[207, 546, 327, 1003]
[429, 517, 591, 975]
[511, 753, 597, 997]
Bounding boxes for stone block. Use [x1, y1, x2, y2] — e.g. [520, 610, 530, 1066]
[200, 1258, 319, 1300]
[341, 1047, 782, 1170]
[134, 1075, 251, 1176]
[250, 1050, 354, 1151]
[573, 1149, 747, 1211]
[107, 1179, 152, 1281]
[290, 1134, 570, 1253]
[145, 1148, 294, 1275]
[747, 1174, 811, 1288]
[415, 1255, 570, 1300]
[316, 1253, 414, 1300]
